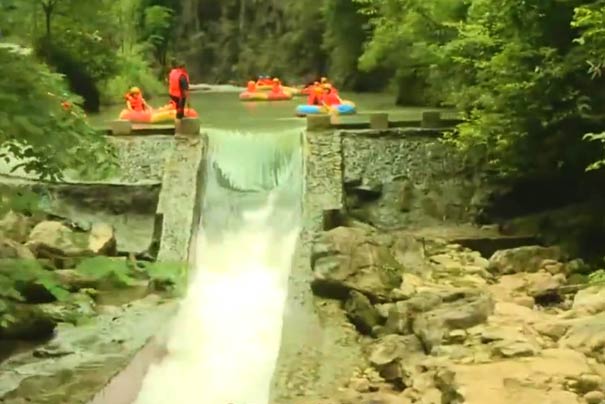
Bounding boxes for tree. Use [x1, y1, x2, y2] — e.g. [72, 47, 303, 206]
[0, 46, 116, 181]
[572, 2, 605, 170]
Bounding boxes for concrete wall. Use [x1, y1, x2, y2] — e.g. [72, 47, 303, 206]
[341, 128, 487, 229]
[108, 136, 175, 184]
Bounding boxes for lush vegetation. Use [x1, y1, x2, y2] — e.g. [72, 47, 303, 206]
[0, 46, 115, 181]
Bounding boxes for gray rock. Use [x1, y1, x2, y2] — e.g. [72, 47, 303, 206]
[345, 291, 382, 335]
[0, 211, 33, 244]
[88, 223, 117, 255]
[369, 335, 425, 367]
[311, 227, 402, 301]
[576, 374, 603, 394]
[0, 238, 35, 259]
[488, 246, 562, 275]
[412, 292, 494, 351]
[383, 301, 412, 335]
[26, 221, 92, 259]
[0, 299, 56, 340]
[559, 312, 605, 354]
[491, 341, 538, 358]
[38, 293, 96, 324]
[584, 391, 605, 404]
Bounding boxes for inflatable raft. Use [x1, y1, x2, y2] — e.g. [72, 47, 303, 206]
[295, 101, 356, 116]
[254, 85, 302, 96]
[119, 106, 198, 124]
[239, 91, 293, 101]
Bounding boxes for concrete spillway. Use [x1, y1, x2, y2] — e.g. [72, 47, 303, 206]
[133, 129, 304, 404]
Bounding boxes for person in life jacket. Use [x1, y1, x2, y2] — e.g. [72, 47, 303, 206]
[307, 84, 324, 106]
[246, 80, 257, 93]
[168, 61, 190, 120]
[322, 84, 342, 106]
[302, 80, 319, 95]
[270, 78, 284, 94]
[125, 87, 150, 111]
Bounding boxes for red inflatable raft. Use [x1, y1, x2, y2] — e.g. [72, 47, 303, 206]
[119, 106, 198, 124]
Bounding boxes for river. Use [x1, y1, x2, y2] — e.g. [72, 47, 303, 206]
[91, 90, 446, 131]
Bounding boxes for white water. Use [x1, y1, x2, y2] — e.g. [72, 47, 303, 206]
[134, 130, 302, 404]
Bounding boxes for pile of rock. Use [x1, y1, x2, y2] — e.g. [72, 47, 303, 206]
[311, 226, 605, 403]
[0, 210, 144, 343]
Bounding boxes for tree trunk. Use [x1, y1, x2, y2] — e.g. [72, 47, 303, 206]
[41, 0, 56, 40]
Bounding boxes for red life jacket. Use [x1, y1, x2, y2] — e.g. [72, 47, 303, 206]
[126, 94, 144, 111]
[169, 68, 190, 98]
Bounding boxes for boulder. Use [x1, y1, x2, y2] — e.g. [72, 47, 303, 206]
[412, 291, 494, 352]
[0, 238, 35, 259]
[38, 293, 96, 324]
[488, 246, 562, 275]
[54, 269, 99, 291]
[390, 234, 428, 274]
[312, 227, 403, 301]
[525, 271, 565, 305]
[584, 391, 605, 404]
[559, 312, 605, 355]
[369, 335, 425, 381]
[0, 299, 56, 340]
[571, 287, 605, 315]
[381, 292, 443, 336]
[26, 221, 92, 261]
[345, 290, 383, 335]
[491, 340, 539, 358]
[88, 223, 117, 255]
[0, 211, 33, 243]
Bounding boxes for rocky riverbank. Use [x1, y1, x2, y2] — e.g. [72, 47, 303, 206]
[0, 134, 204, 403]
[298, 223, 605, 404]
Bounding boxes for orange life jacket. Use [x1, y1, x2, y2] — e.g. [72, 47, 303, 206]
[307, 93, 322, 105]
[169, 68, 190, 98]
[324, 92, 342, 106]
[247, 81, 256, 92]
[271, 83, 282, 94]
[126, 94, 145, 111]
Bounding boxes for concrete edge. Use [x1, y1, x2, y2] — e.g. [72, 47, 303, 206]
[86, 135, 206, 404]
[87, 333, 169, 404]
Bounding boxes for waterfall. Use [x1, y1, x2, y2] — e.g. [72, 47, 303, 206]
[133, 129, 303, 404]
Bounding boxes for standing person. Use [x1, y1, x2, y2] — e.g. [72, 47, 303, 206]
[168, 61, 190, 120]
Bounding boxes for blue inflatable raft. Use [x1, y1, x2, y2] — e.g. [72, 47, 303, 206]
[295, 101, 356, 117]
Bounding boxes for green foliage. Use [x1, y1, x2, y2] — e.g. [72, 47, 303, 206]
[0, 46, 117, 181]
[143, 5, 174, 66]
[572, 2, 605, 170]
[572, 2, 605, 78]
[143, 260, 187, 295]
[588, 268, 605, 285]
[322, 0, 372, 89]
[354, 0, 467, 103]
[0, 258, 70, 325]
[583, 132, 605, 170]
[99, 44, 166, 104]
[74, 256, 187, 296]
[357, 0, 605, 177]
[75, 256, 137, 288]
